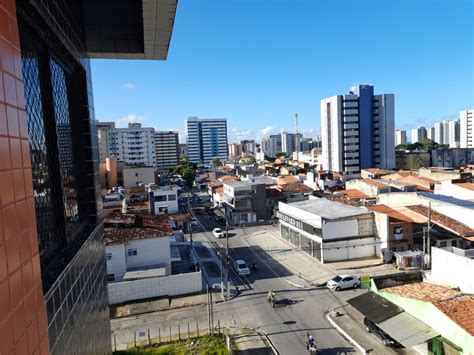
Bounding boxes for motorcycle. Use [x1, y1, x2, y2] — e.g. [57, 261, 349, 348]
[308, 343, 318, 354]
[267, 293, 277, 307]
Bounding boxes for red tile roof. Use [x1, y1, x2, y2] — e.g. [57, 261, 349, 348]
[406, 205, 474, 240]
[368, 204, 414, 223]
[361, 178, 390, 188]
[363, 168, 390, 175]
[454, 182, 474, 191]
[277, 183, 313, 193]
[340, 189, 369, 199]
[383, 282, 461, 303]
[436, 295, 474, 336]
[208, 181, 224, 188]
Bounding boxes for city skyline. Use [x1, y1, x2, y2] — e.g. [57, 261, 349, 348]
[91, 0, 472, 143]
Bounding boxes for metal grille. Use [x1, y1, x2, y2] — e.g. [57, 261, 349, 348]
[50, 58, 79, 235]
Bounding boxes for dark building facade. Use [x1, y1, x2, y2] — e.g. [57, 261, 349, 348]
[0, 1, 178, 354]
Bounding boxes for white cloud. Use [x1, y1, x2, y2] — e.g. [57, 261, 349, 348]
[121, 82, 136, 90]
[260, 125, 277, 137]
[118, 114, 146, 127]
[168, 127, 186, 143]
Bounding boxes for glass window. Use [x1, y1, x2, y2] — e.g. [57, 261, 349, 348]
[107, 274, 115, 282]
[127, 249, 137, 256]
[106, 253, 112, 260]
[168, 194, 176, 201]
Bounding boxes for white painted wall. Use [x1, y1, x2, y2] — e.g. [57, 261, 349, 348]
[434, 181, 474, 201]
[323, 219, 358, 240]
[322, 237, 377, 262]
[106, 244, 127, 280]
[108, 271, 203, 305]
[279, 202, 322, 228]
[126, 238, 171, 270]
[427, 247, 474, 293]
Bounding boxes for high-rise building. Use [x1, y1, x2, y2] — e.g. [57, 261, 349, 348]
[0, 1, 178, 354]
[228, 143, 242, 158]
[97, 121, 117, 163]
[447, 120, 460, 148]
[185, 117, 228, 164]
[443, 120, 450, 146]
[241, 140, 256, 154]
[179, 144, 188, 156]
[281, 132, 302, 155]
[155, 131, 179, 172]
[427, 127, 435, 141]
[460, 109, 474, 148]
[434, 122, 444, 144]
[411, 126, 427, 143]
[115, 123, 156, 166]
[395, 130, 407, 146]
[260, 136, 279, 157]
[321, 84, 395, 174]
[270, 134, 282, 152]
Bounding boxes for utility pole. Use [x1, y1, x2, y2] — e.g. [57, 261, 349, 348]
[225, 220, 230, 300]
[219, 249, 224, 300]
[427, 201, 432, 268]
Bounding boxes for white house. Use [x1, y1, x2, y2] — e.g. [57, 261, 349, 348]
[149, 185, 179, 215]
[278, 199, 376, 263]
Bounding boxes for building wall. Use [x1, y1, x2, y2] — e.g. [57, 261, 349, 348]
[430, 148, 474, 168]
[434, 181, 474, 200]
[108, 271, 203, 305]
[185, 117, 228, 164]
[154, 131, 179, 172]
[124, 237, 171, 271]
[0, 2, 49, 353]
[460, 109, 473, 148]
[428, 247, 474, 294]
[106, 244, 127, 280]
[323, 219, 359, 240]
[122, 166, 155, 188]
[322, 237, 377, 262]
[115, 124, 156, 167]
[150, 188, 179, 214]
[395, 151, 431, 170]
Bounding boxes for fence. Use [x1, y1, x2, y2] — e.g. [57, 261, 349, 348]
[111, 320, 228, 351]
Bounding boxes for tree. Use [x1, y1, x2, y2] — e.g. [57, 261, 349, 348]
[241, 154, 256, 165]
[395, 144, 408, 150]
[179, 154, 188, 163]
[212, 157, 221, 167]
[181, 167, 196, 187]
[199, 159, 205, 166]
[275, 151, 286, 158]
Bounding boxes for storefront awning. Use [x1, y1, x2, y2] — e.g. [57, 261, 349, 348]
[377, 312, 440, 348]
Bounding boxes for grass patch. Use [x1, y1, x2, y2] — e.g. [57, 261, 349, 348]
[114, 334, 229, 355]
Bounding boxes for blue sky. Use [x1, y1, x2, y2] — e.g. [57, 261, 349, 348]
[91, 0, 473, 143]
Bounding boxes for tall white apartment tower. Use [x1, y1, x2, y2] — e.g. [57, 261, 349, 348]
[185, 117, 228, 164]
[154, 131, 179, 172]
[434, 122, 444, 144]
[395, 130, 407, 146]
[460, 109, 474, 148]
[427, 127, 435, 141]
[411, 127, 427, 143]
[447, 120, 460, 148]
[321, 84, 395, 174]
[115, 123, 156, 166]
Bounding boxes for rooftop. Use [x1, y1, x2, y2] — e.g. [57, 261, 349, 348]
[208, 181, 224, 188]
[276, 183, 313, 193]
[436, 295, 474, 336]
[361, 178, 390, 188]
[368, 204, 414, 223]
[286, 199, 370, 220]
[363, 168, 390, 175]
[277, 176, 299, 184]
[105, 227, 172, 245]
[406, 205, 474, 240]
[339, 189, 369, 199]
[383, 282, 461, 303]
[219, 175, 240, 182]
[149, 184, 178, 192]
[224, 179, 263, 188]
[454, 182, 474, 191]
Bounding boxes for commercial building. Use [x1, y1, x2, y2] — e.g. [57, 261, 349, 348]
[321, 84, 395, 174]
[154, 131, 179, 172]
[411, 126, 427, 143]
[395, 129, 407, 146]
[0, 1, 177, 354]
[223, 180, 266, 224]
[396, 151, 431, 170]
[185, 117, 228, 164]
[278, 200, 376, 262]
[430, 147, 474, 168]
[460, 109, 474, 148]
[149, 185, 179, 215]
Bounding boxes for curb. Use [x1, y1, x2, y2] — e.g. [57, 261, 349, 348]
[325, 312, 369, 354]
[284, 279, 305, 288]
[257, 331, 279, 355]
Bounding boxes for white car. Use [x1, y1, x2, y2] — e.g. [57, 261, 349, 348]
[327, 275, 360, 291]
[190, 217, 198, 226]
[212, 228, 225, 238]
[234, 260, 250, 276]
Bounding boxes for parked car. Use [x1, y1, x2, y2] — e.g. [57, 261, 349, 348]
[190, 217, 199, 226]
[234, 260, 250, 276]
[327, 275, 360, 291]
[212, 228, 225, 238]
[363, 317, 402, 347]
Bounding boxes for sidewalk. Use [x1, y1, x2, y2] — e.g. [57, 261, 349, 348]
[326, 304, 399, 355]
[229, 328, 275, 354]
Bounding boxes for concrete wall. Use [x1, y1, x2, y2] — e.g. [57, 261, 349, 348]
[126, 238, 171, 270]
[435, 181, 474, 201]
[428, 247, 474, 293]
[106, 244, 127, 280]
[322, 237, 377, 262]
[323, 219, 358, 239]
[123, 166, 155, 188]
[108, 271, 203, 305]
[279, 202, 322, 228]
